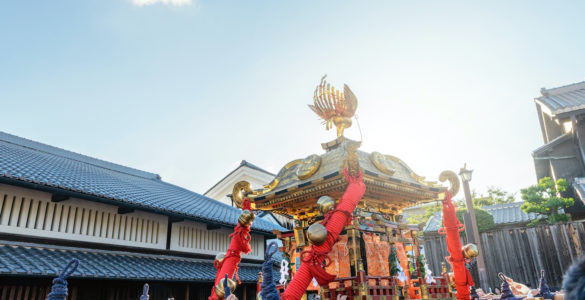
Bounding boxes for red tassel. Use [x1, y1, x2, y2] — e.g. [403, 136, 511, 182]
[442, 191, 474, 300]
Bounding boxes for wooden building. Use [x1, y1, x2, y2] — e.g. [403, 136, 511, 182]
[0, 131, 284, 300]
[533, 81, 585, 218]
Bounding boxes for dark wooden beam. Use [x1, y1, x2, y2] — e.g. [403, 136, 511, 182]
[51, 194, 70, 202]
[117, 207, 134, 215]
[169, 217, 184, 223]
[206, 224, 221, 230]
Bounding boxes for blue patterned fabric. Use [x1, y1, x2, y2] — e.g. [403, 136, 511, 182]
[0, 242, 280, 283]
[0, 131, 284, 233]
[140, 284, 150, 300]
[261, 242, 280, 300]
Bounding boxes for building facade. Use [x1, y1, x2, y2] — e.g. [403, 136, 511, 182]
[0, 132, 283, 300]
[205, 160, 294, 230]
[533, 81, 585, 218]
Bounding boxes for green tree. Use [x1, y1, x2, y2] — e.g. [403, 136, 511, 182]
[520, 177, 574, 225]
[469, 187, 516, 207]
[486, 186, 516, 204]
[406, 203, 442, 225]
[455, 208, 495, 233]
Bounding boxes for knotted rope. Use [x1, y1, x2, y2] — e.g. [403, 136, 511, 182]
[536, 269, 554, 299]
[140, 284, 150, 300]
[498, 272, 521, 300]
[46, 259, 79, 300]
[261, 242, 280, 300]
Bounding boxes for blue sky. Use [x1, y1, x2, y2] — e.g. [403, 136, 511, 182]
[1, 0, 585, 199]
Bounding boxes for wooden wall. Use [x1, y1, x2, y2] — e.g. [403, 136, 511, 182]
[423, 220, 585, 290]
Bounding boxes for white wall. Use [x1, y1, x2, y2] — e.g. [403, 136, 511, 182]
[0, 183, 268, 259]
[0, 183, 168, 249]
[170, 220, 265, 260]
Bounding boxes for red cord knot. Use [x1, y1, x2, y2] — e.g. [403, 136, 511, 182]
[300, 249, 332, 268]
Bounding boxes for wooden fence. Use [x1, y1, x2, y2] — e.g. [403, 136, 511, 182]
[423, 220, 585, 290]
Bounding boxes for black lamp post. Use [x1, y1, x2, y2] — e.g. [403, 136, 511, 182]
[459, 164, 489, 290]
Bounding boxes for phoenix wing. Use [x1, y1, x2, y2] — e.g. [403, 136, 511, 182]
[309, 75, 357, 120]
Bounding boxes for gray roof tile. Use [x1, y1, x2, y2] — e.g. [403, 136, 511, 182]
[536, 81, 585, 118]
[0, 131, 285, 233]
[423, 202, 539, 232]
[0, 241, 276, 282]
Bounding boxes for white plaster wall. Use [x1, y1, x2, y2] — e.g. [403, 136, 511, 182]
[170, 220, 264, 260]
[0, 183, 168, 250]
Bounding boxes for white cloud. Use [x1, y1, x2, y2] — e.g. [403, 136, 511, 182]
[132, 0, 191, 6]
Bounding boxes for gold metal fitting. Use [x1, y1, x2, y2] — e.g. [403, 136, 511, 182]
[462, 243, 479, 259]
[317, 196, 335, 214]
[214, 253, 225, 268]
[238, 210, 255, 227]
[215, 278, 237, 299]
[448, 272, 456, 289]
[307, 223, 328, 245]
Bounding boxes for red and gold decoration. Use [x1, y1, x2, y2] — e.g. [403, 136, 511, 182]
[220, 76, 477, 300]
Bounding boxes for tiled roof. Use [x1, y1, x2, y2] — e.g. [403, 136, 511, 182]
[0, 241, 276, 282]
[532, 133, 571, 157]
[423, 212, 442, 232]
[0, 131, 284, 233]
[536, 81, 585, 118]
[483, 202, 539, 224]
[423, 202, 539, 232]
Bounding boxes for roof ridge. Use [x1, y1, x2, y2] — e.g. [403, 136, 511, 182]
[0, 131, 161, 180]
[204, 159, 274, 195]
[240, 160, 275, 176]
[541, 81, 585, 96]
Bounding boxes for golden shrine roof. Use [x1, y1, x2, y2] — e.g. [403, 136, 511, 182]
[249, 137, 446, 218]
[229, 76, 456, 220]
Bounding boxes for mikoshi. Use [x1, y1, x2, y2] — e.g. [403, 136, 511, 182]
[213, 76, 478, 300]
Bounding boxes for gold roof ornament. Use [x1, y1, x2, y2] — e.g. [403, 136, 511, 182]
[309, 75, 358, 137]
[233, 76, 457, 220]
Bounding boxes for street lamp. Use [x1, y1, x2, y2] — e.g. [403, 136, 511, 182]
[458, 164, 489, 291]
[459, 166, 473, 182]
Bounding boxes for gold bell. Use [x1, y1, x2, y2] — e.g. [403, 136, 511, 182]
[215, 277, 237, 299]
[307, 223, 328, 245]
[238, 209, 255, 227]
[214, 253, 225, 268]
[462, 243, 479, 259]
[317, 196, 336, 214]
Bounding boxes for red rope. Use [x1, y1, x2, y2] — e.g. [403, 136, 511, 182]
[281, 169, 365, 300]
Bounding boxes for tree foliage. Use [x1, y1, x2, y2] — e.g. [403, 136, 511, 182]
[520, 177, 574, 225]
[455, 208, 495, 233]
[406, 203, 442, 225]
[406, 187, 514, 227]
[472, 186, 516, 207]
